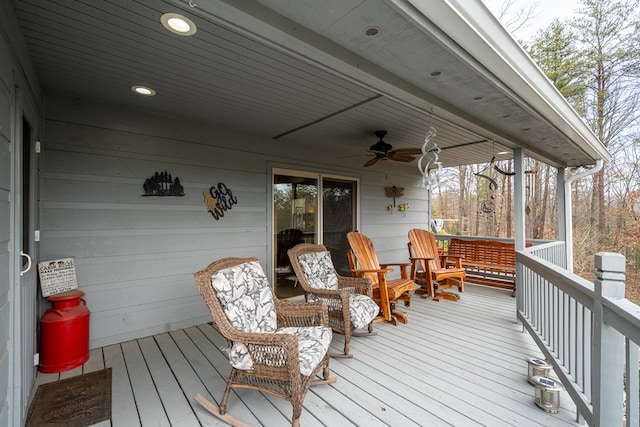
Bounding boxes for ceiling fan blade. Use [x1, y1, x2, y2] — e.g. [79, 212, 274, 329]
[389, 155, 416, 162]
[363, 157, 381, 167]
[390, 147, 423, 156]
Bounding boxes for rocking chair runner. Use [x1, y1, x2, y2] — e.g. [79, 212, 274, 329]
[407, 228, 466, 302]
[288, 243, 379, 358]
[346, 231, 415, 325]
[193, 257, 337, 427]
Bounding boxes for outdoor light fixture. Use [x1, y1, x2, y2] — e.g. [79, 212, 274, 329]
[364, 26, 380, 36]
[161, 13, 197, 36]
[531, 376, 562, 413]
[525, 357, 552, 385]
[417, 126, 442, 188]
[131, 85, 156, 96]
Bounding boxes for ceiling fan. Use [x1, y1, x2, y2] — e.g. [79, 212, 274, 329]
[363, 130, 422, 167]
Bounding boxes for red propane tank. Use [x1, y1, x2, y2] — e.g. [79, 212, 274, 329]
[39, 289, 90, 373]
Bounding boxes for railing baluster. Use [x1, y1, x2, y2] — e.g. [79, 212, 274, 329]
[626, 338, 639, 427]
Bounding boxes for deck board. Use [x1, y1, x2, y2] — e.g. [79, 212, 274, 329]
[33, 284, 582, 426]
[103, 343, 140, 426]
[138, 336, 202, 426]
[120, 340, 170, 426]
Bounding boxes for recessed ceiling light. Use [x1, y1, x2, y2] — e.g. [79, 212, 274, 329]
[473, 96, 483, 101]
[364, 26, 380, 36]
[161, 13, 197, 36]
[497, 151, 508, 155]
[131, 85, 156, 96]
[500, 114, 511, 119]
[430, 71, 442, 77]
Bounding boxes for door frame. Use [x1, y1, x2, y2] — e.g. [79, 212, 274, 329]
[269, 166, 360, 285]
[10, 85, 40, 426]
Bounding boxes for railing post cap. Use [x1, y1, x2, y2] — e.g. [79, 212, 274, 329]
[594, 252, 626, 272]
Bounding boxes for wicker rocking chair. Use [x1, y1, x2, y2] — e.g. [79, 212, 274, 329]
[288, 243, 379, 358]
[193, 257, 337, 427]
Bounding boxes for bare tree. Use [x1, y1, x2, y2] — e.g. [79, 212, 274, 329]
[573, 0, 640, 246]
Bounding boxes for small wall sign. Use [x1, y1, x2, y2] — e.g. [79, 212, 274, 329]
[142, 170, 184, 196]
[203, 182, 238, 220]
[38, 257, 78, 297]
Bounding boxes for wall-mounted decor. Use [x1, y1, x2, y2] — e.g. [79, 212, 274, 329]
[142, 171, 184, 196]
[38, 257, 77, 297]
[384, 186, 404, 212]
[203, 182, 238, 220]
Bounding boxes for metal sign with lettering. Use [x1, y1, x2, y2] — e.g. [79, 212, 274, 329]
[203, 183, 238, 220]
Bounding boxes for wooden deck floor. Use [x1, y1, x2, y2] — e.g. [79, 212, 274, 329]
[34, 285, 581, 426]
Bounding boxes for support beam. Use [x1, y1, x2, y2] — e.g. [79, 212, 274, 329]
[513, 148, 525, 250]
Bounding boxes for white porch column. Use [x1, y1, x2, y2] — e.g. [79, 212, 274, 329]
[513, 148, 525, 250]
[556, 167, 569, 269]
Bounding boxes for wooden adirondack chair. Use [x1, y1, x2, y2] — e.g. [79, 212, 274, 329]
[407, 228, 465, 302]
[346, 231, 414, 325]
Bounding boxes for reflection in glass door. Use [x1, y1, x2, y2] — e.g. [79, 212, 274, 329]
[272, 170, 358, 298]
[322, 178, 357, 277]
[273, 173, 318, 298]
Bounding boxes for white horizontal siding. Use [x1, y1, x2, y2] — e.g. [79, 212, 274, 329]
[41, 94, 437, 348]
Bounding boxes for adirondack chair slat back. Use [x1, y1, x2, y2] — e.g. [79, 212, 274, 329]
[346, 231, 382, 286]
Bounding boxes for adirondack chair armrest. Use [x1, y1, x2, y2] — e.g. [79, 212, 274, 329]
[276, 299, 329, 327]
[379, 262, 411, 279]
[379, 262, 412, 267]
[409, 256, 436, 261]
[441, 254, 464, 268]
[350, 268, 393, 274]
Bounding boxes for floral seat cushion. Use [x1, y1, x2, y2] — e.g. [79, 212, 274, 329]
[298, 251, 379, 330]
[346, 294, 379, 329]
[297, 251, 339, 290]
[211, 260, 332, 375]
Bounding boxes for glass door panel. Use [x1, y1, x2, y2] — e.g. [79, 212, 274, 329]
[322, 178, 357, 276]
[273, 174, 318, 298]
[272, 170, 358, 298]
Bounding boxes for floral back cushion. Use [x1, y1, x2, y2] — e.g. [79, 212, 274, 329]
[297, 251, 339, 290]
[211, 260, 277, 333]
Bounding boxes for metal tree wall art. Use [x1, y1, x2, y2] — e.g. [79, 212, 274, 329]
[203, 182, 238, 220]
[142, 171, 184, 196]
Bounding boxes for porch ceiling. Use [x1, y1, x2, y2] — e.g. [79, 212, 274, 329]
[11, 0, 607, 169]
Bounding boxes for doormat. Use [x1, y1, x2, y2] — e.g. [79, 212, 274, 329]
[25, 368, 112, 427]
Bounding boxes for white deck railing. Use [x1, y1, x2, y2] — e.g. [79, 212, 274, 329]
[517, 243, 640, 427]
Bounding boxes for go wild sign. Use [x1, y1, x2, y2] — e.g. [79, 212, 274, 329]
[203, 183, 237, 220]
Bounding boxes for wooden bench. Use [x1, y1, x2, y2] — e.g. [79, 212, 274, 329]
[446, 238, 530, 295]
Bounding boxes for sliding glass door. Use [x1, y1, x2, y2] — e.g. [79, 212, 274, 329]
[272, 169, 358, 298]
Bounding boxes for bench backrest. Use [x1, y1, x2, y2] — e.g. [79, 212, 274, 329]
[448, 238, 529, 267]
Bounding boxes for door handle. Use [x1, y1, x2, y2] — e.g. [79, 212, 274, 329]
[20, 251, 32, 276]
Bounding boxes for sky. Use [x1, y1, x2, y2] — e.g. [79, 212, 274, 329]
[483, 0, 581, 40]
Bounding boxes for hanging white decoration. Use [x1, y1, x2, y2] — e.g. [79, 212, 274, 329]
[417, 126, 442, 188]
